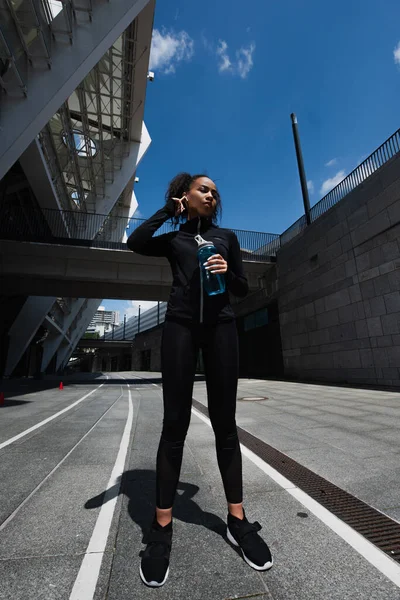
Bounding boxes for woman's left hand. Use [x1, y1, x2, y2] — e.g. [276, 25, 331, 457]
[204, 254, 228, 274]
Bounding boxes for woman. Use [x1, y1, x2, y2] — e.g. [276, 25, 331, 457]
[127, 173, 273, 587]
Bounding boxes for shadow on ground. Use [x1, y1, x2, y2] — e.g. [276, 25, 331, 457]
[0, 399, 32, 407]
[85, 469, 239, 557]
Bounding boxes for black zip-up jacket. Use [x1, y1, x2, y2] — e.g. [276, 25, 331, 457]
[127, 206, 249, 325]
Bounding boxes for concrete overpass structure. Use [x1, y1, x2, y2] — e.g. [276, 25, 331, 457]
[0, 240, 274, 301]
[0, 0, 156, 377]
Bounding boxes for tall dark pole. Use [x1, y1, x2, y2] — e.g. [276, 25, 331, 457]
[290, 113, 311, 226]
[138, 305, 141, 334]
[123, 314, 126, 340]
[157, 301, 160, 326]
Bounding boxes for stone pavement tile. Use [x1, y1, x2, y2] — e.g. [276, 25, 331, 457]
[60, 431, 125, 466]
[0, 416, 59, 445]
[0, 555, 83, 600]
[367, 413, 400, 428]
[348, 469, 400, 509]
[237, 402, 284, 416]
[383, 506, 400, 523]
[262, 412, 350, 431]
[300, 413, 391, 431]
[314, 405, 373, 417]
[351, 397, 400, 409]
[0, 448, 66, 525]
[367, 427, 400, 445]
[254, 401, 323, 416]
[353, 405, 400, 417]
[130, 445, 203, 479]
[185, 437, 282, 496]
[234, 401, 285, 420]
[237, 421, 324, 452]
[9, 420, 104, 452]
[0, 464, 112, 559]
[293, 426, 395, 458]
[9, 398, 122, 450]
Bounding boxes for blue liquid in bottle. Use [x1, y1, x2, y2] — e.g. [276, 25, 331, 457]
[195, 236, 226, 296]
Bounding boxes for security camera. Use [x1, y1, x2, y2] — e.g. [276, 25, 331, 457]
[134, 176, 139, 183]
[147, 71, 155, 81]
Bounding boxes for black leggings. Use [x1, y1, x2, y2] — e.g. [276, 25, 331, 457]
[156, 319, 243, 508]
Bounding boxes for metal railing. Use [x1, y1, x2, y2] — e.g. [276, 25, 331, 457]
[0, 205, 280, 262]
[280, 127, 400, 246]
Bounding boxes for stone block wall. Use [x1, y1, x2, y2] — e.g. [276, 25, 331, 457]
[131, 326, 163, 371]
[277, 153, 400, 387]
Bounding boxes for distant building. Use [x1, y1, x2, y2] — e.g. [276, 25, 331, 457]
[88, 307, 119, 338]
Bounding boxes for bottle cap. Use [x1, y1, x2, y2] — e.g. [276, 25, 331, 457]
[194, 234, 214, 249]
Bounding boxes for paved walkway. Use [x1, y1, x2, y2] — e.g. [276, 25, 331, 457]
[0, 372, 399, 599]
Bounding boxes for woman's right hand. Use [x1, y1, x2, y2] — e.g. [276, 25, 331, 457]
[171, 196, 188, 216]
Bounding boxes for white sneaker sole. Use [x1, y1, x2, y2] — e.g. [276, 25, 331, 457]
[227, 528, 273, 571]
[139, 565, 169, 587]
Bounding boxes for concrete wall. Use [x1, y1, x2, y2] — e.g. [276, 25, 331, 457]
[278, 153, 400, 387]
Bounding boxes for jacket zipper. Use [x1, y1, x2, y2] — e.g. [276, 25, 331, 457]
[197, 218, 203, 324]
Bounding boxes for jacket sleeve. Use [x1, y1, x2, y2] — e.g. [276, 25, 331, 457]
[126, 207, 173, 257]
[226, 231, 249, 297]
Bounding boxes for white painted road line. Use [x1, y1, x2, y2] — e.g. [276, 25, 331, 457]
[69, 387, 134, 600]
[0, 381, 106, 451]
[191, 406, 400, 589]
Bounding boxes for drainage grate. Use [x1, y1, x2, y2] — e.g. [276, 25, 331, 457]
[192, 398, 400, 564]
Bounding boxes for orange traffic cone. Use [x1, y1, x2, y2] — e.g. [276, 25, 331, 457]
[0, 392, 4, 406]
[59, 382, 64, 390]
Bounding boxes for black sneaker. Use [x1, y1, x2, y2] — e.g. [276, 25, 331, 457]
[227, 510, 273, 571]
[139, 518, 172, 587]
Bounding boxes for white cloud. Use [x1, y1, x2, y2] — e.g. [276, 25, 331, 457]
[325, 158, 337, 167]
[236, 43, 255, 78]
[307, 180, 314, 194]
[149, 29, 194, 74]
[394, 41, 400, 65]
[216, 40, 232, 72]
[216, 40, 255, 78]
[320, 170, 346, 195]
[124, 301, 159, 319]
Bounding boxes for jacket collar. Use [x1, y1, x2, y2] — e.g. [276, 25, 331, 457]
[179, 216, 214, 234]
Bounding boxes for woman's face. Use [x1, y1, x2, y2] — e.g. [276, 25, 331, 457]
[185, 177, 218, 219]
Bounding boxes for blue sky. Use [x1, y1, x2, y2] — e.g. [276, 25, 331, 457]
[104, 0, 400, 318]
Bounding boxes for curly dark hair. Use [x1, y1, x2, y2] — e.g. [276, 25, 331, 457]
[164, 172, 222, 227]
